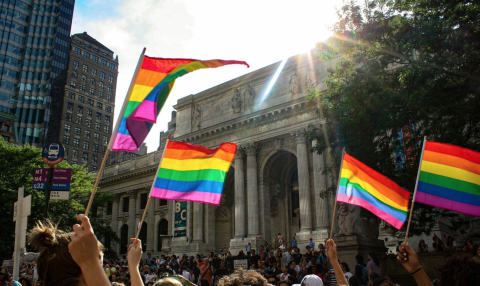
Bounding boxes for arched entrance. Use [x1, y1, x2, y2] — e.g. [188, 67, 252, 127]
[262, 150, 299, 245]
[157, 219, 168, 251]
[120, 224, 128, 254]
[139, 222, 147, 252]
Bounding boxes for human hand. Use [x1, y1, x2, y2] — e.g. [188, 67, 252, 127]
[325, 239, 338, 261]
[69, 214, 101, 269]
[127, 238, 143, 269]
[396, 243, 421, 273]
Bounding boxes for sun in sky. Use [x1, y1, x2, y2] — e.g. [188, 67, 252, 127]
[72, 0, 342, 151]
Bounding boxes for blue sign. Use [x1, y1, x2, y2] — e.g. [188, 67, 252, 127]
[52, 183, 71, 190]
[42, 143, 65, 167]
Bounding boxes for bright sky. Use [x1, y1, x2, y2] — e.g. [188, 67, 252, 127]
[72, 0, 342, 152]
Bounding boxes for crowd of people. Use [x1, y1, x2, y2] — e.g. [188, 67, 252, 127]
[1, 215, 480, 286]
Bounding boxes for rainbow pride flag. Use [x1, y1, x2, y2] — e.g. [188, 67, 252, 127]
[338, 153, 411, 229]
[416, 141, 480, 217]
[151, 141, 237, 205]
[112, 56, 248, 151]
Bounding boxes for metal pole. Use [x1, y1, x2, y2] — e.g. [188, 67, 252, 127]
[44, 166, 53, 218]
[13, 187, 24, 280]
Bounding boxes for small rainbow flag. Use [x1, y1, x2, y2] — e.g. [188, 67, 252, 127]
[151, 141, 237, 205]
[112, 56, 248, 152]
[416, 141, 480, 217]
[338, 153, 411, 229]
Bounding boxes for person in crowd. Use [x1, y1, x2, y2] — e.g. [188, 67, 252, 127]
[445, 236, 457, 251]
[354, 254, 367, 284]
[367, 273, 381, 286]
[18, 278, 30, 286]
[278, 266, 289, 281]
[153, 277, 183, 286]
[278, 236, 286, 250]
[246, 243, 252, 254]
[199, 257, 214, 286]
[292, 237, 297, 248]
[417, 240, 428, 253]
[473, 245, 480, 264]
[144, 268, 156, 284]
[276, 281, 289, 286]
[366, 252, 381, 276]
[305, 246, 313, 261]
[292, 248, 302, 265]
[463, 239, 474, 252]
[284, 246, 293, 266]
[340, 262, 353, 282]
[310, 266, 323, 281]
[181, 267, 191, 281]
[250, 249, 261, 269]
[297, 258, 309, 281]
[217, 270, 269, 286]
[324, 239, 348, 286]
[28, 215, 111, 286]
[214, 261, 229, 284]
[308, 238, 315, 249]
[300, 274, 323, 286]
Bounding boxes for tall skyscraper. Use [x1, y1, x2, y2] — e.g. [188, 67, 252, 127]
[60, 32, 118, 171]
[0, 0, 75, 146]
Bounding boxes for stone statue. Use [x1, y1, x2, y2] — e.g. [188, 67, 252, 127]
[231, 88, 242, 113]
[244, 84, 256, 110]
[191, 104, 201, 128]
[289, 71, 302, 96]
[336, 203, 380, 239]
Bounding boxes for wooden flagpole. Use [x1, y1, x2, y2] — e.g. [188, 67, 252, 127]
[135, 133, 172, 240]
[404, 136, 427, 244]
[85, 48, 146, 216]
[329, 148, 346, 240]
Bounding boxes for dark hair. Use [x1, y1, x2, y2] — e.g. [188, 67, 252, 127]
[368, 252, 380, 267]
[19, 277, 31, 286]
[446, 236, 455, 247]
[436, 257, 480, 286]
[355, 254, 364, 263]
[217, 270, 268, 286]
[348, 276, 362, 286]
[369, 272, 381, 281]
[340, 262, 350, 272]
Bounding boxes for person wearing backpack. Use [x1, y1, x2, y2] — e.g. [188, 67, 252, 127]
[354, 254, 368, 285]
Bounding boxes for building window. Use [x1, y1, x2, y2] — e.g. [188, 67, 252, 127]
[122, 197, 129, 212]
[109, 75, 113, 83]
[93, 144, 99, 152]
[159, 200, 168, 206]
[94, 133, 99, 142]
[72, 149, 78, 159]
[68, 92, 75, 99]
[92, 68, 97, 76]
[100, 72, 105, 79]
[109, 63, 115, 70]
[96, 112, 101, 120]
[106, 94, 112, 102]
[77, 106, 83, 114]
[64, 148, 68, 157]
[86, 109, 92, 117]
[105, 115, 111, 123]
[98, 91, 103, 98]
[107, 86, 112, 93]
[85, 130, 90, 138]
[83, 141, 89, 150]
[75, 47, 81, 54]
[104, 125, 110, 133]
[84, 52, 90, 59]
[71, 71, 77, 78]
[93, 55, 98, 63]
[81, 75, 86, 81]
[66, 113, 72, 121]
[90, 79, 95, 85]
[64, 124, 71, 133]
[97, 102, 103, 109]
[63, 135, 70, 144]
[80, 85, 85, 92]
[76, 116, 82, 124]
[73, 60, 79, 67]
[78, 96, 85, 103]
[82, 152, 88, 161]
[140, 193, 148, 209]
[105, 106, 111, 113]
[103, 136, 108, 144]
[73, 138, 80, 147]
[89, 87, 94, 95]
[67, 102, 73, 111]
[95, 122, 101, 130]
[83, 65, 88, 72]
[75, 127, 81, 136]
[99, 82, 104, 88]
[102, 146, 107, 154]
[70, 81, 76, 88]
[86, 119, 91, 128]
[92, 155, 98, 163]
[87, 99, 94, 106]
[101, 59, 107, 66]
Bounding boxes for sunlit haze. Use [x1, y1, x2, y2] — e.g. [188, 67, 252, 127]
[72, 0, 342, 151]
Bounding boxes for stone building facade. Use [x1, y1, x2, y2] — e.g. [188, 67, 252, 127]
[99, 53, 341, 255]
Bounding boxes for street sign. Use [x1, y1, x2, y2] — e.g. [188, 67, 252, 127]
[42, 143, 65, 167]
[33, 168, 49, 190]
[50, 168, 72, 200]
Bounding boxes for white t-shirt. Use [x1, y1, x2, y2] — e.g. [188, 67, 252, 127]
[344, 272, 353, 281]
[182, 270, 191, 281]
[145, 273, 156, 284]
[279, 273, 290, 281]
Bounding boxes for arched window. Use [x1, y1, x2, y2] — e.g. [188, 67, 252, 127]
[157, 219, 168, 251]
[120, 224, 128, 254]
[81, 75, 86, 81]
[71, 71, 77, 78]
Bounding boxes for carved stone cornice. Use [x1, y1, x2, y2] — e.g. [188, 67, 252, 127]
[291, 128, 308, 143]
[127, 190, 138, 198]
[244, 142, 261, 156]
[235, 147, 245, 159]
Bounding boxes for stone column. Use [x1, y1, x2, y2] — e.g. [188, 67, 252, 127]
[187, 201, 193, 243]
[246, 142, 260, 237]
[312, 141, 330, 230]
[192, 202, 204, 242]
[292, 129, 313, 232]
[127, 190, 137, 240]
[146, 194, 155, 252]
[111, 194, 120, 252]
[234, 148, 246, 238]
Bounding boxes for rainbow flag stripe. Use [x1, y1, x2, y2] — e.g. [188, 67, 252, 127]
[416, 141, 480, 216]
[338, 153, 411, 229]
[112, 57, 248, 152]
[151, 141, 237, 205]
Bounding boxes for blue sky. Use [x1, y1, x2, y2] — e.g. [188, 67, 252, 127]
[71, 0, 342, 151]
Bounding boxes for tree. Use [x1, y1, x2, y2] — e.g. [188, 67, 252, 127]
[308, 0, 479, 236]
[0, 139, 118, 264]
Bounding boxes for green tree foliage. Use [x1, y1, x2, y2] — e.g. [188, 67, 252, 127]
[0, 139, 118, 263]
[308, 0, 479, 236]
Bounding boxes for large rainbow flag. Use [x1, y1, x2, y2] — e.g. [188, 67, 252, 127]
[112, 56, 248, 151]
[416, 141, 480, 217]
[151, 141, 237, 205]
[338, 153, 411, 229]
